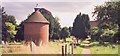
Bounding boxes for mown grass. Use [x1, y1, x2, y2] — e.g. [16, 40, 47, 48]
[66, 37, 72, 42]
[74, 46, 83, 54]
[90, 42, 118, 54]
[0, 45, 2, 55]
[49, 38, 83, 54]
[118, 44, 120, 56]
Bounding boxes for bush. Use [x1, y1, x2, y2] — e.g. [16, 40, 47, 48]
[90, 27, 117, 43]
[100, 29, 116, 42]
[90, 27, 100, 41]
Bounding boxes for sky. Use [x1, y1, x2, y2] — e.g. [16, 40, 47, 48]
[1, 0, 111, 27]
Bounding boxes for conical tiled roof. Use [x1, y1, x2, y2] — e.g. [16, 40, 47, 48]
[24, 10, 49, 23]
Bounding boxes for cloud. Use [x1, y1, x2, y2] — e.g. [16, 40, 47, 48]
[2, 1, 110, 27]
[1, 0, 111, 2]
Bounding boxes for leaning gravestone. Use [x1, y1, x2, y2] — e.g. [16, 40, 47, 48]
[30, 41, 40, 54]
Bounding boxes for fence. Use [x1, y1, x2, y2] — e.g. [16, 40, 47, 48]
[62, 43, 74, 56]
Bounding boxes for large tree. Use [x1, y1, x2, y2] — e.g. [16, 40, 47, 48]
[72, 13, 90, 42]
[52, 17, 61, 40]
[93, 1, 120, 43]
[2, 7, 17, 42]
[39, 8, 61, 40]
[5, 22, 17, 41]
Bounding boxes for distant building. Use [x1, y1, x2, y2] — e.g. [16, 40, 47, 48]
[24, 8, 49, 46]
[90, 21, 97, 27]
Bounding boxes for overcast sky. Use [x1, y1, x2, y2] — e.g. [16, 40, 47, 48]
[1, 0, 111, 27]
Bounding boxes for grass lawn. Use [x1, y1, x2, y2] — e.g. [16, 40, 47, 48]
[66, 37, 72, 42]
[74, 46, 83, 54]
[0, 45, 2, 55]
[49, 39, 83, 54]
[118, 44, 120, 56]
[1, 39, 83, 54]
[90, 42, 118, 54]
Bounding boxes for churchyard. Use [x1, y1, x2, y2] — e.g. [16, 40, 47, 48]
[1, 1, 120, 56]
[0, 37, 119, 55]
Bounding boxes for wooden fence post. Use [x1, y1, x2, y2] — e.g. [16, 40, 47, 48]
[62, 45, 64, 56]
[71, 44, 74, 56]
[65, 44, 68, 56]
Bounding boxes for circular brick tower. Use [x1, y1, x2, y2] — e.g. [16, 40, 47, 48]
[24, 8, 49, 46]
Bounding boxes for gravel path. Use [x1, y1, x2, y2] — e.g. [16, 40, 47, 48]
[81, 40, 91, 56]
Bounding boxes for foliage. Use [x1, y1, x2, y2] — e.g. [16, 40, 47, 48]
[60, 27, 70, 42]
[91, 27, 99, 36]
[100, 29, 116, 42]
[51, 17, 61, 39]
[5, 21, 17, 41]
[40, 8, 61, 39]
[100, 29, 115, 38]
[5, 22, 16, 36]
[72, 13, 90, 40]
[2, 7, 17, 42]
[93, 1, 120, 43]
[15, 21, 24, 41]
[91, 27, 117, 42]
[7, 15, 17, 26]
[69, 26, 72, 36]
[90, 27, 99, 41]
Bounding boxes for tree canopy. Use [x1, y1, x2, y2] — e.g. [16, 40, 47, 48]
[60, 27, 70, 42]
[72, 13, 90, 40]
[39, 8, 61, 40]
[2, 7, 17, 42]
[92, 1, 120, 43]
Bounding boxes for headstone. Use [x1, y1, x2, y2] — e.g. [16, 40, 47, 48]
[39, 40, 42, 46]
[1, 41, 5, 45]
[30, 41, 36, 53]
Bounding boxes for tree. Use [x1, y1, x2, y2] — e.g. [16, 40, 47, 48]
[93, 1, 120, 43]
[90, 27, 99, 41]
[5, 22, 17, 41]
[69, 26, 73, 36]
[2, 7, 17, 42]
[72, 13, 90, 42]
[52, 17, 61, 40]
[15, 21, 24, 42]
[60, 27, 70, 42]
[39, 8, 61, 40]
[82, 14, 91, 35]
[7, 15, 17, 26]
[2, 7, 8, 42]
